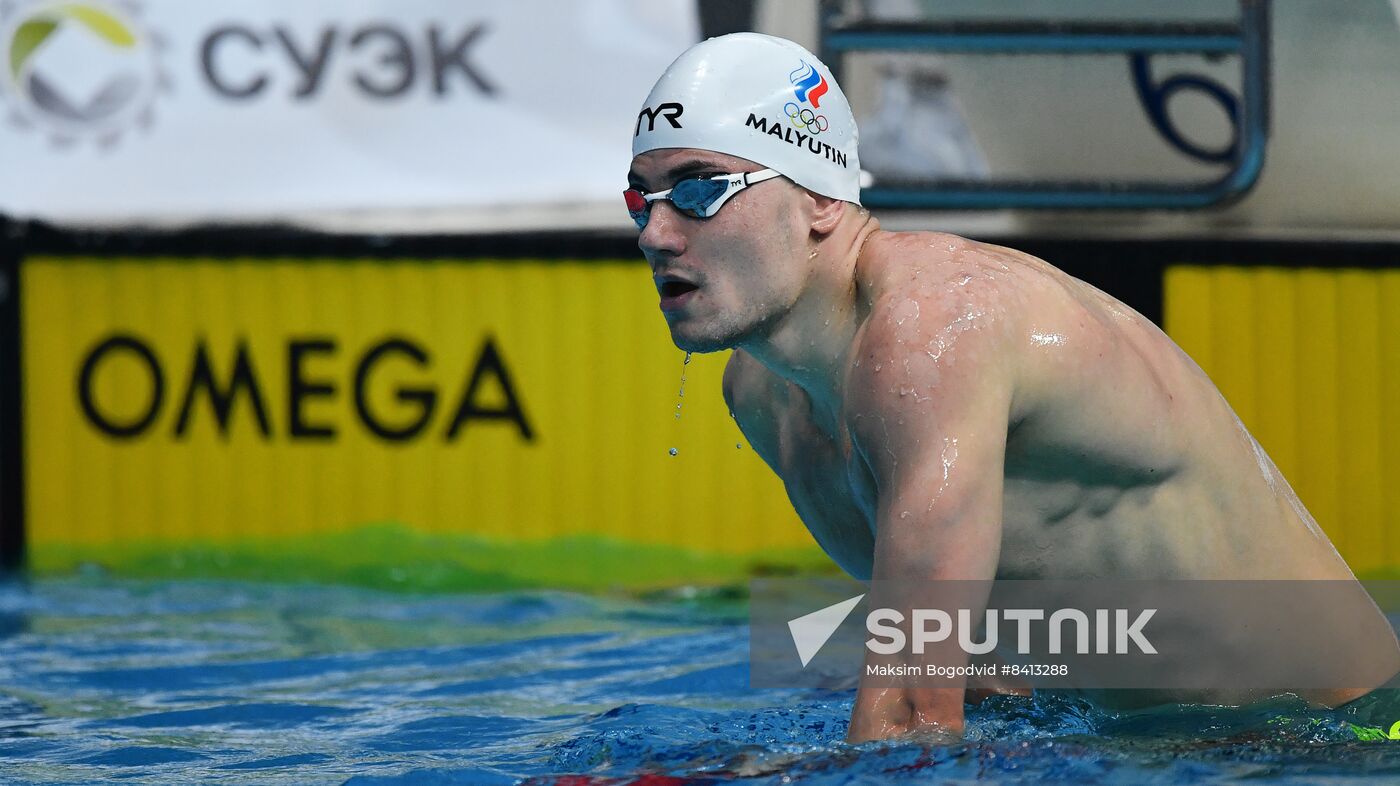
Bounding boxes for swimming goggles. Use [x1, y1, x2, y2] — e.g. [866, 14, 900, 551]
[624, 168, 781, 230]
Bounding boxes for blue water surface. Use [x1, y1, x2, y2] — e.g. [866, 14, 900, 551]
[1, 575, 1398, 785]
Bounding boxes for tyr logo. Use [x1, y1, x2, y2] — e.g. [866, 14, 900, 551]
[635, 102, 683, 134]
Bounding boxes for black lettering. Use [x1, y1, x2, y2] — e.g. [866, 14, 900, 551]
[766, 122, 783, 139]
[795, 131, 807, 147]
[428, 24, 495, 96]
[635, 102, 684, 135]
[348, 24, 415, 98]
[274, 26, 337, 99]
[287, 338, 337, 440]
[744, 112, 768, 133]
[807, 136, 822, 154]
[173, 339, 271, 439]
[444, 336, 533, 441]
[355, 338, 436, 441]
[201, 26, 267, 99]
[835, 149, 848, 168]
[78, 335, 163, 439]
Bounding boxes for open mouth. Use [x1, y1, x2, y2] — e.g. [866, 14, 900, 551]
[660, 280, 699, 298]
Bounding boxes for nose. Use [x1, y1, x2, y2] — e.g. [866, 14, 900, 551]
[638, 200, 687, 259]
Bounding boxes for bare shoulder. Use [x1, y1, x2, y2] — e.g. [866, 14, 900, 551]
[842, 231, 1024, 468]
[849, 231, 1025, 397]
[857, 230, 1030, 312]
[856, 231, 1207, 479]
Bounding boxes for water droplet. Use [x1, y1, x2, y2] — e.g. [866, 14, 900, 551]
[736, 443, 742, 450]
[669, 353, 692, 447]
[672, 352, 690, 424]
[669, 447, 678, 456]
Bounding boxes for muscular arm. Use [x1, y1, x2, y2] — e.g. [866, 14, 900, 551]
[844, 288, 1015, 742]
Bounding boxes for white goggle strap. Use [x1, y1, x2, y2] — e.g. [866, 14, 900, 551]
[641, 168, 783, 217]
[701, 168, 782, 217]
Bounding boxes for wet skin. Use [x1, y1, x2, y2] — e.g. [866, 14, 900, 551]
[628, 148, 1400, 744]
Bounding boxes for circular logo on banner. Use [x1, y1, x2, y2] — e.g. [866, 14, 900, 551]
[0, 0, 169, 147]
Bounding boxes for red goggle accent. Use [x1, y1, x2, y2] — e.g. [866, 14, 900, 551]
[623, 189, 647, 213]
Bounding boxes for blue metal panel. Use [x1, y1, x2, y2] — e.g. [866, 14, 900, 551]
[823, 0, 1271, 211]
[825, 32, 1244, 55]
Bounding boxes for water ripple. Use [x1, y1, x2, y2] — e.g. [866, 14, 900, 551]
[0, 577, 1397, 784]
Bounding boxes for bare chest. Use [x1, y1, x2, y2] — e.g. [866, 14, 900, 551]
[770, 395, 1190, 582]
[770, 406, 879, 579]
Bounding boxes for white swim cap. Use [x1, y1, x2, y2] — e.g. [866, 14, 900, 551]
[632, 33, 861, 205]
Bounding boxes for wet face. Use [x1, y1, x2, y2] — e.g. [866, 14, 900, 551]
[628, 149, 812, 353]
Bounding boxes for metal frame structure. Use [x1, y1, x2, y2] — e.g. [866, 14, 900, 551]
[819, 0, 1272, 209]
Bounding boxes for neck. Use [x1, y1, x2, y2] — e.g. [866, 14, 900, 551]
[738, 211, 880, 434]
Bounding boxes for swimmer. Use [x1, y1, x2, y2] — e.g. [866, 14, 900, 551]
[625, 33, 1400, 743]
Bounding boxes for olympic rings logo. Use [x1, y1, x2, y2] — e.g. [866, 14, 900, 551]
[784, 102, 829, 134]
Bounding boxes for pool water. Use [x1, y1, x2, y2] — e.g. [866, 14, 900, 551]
[2, 576, 1399, 785]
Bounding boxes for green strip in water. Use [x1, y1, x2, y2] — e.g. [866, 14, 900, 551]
[29, 523, 837, 593]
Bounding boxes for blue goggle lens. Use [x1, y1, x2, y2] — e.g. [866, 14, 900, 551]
[669, 177, 729, 216]
[625, 176, 732, 229]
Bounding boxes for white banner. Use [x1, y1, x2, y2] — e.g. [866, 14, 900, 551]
[0, 0, 697, 227]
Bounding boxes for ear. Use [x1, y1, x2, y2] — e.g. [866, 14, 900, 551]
[807, 191, 845, 237]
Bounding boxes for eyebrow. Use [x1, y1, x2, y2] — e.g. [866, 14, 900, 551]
[627, 159, 726, 192]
